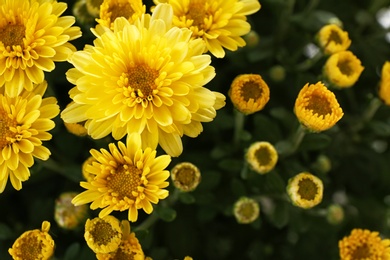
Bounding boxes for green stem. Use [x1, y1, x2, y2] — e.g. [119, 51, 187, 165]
[295, 50, 324, 72]
[133, 213, 159, 232]
[353, 97, 382, 132]
[233, 109, 246, 145]
[290, 124, 307, 153]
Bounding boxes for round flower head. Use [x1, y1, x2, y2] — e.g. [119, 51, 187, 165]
[72, 133, 171, 222]
[61, 3, 226, 157]
[229, 74, 270, 115]
[171, 162, 201, 192]
[233, 197, 260, 224]
[379, 61, 390, 106]
[323, 50, 364, 88]
[294, 81, 343, 132]
[316, 24, 351, 55]
[326, 204, 344, 225]
[97, 0, 146, 29]
[286, 172, 323, 209]
[9, 221, 54, 260]
[153, 0, 261, 58]
[54, 192, 89, 230]
[0, 0, 82, 97]
[96, 220, 145, 260]
[0, 81, 60, 193]
[85, 216, 123, 254]
[87, 0, 104, 17]
[339, 229, 390, 260]
[246, 141, 278, 174]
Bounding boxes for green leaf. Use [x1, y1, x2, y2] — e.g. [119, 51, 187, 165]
[269, 201, 290, 229]
[179, 192, 196, 204]
[155, 206, 177, 222]
[300, 133, 331, 151]
[0, 222, 13, 240]
[368, 121, 390, 137]
[63, 243, 80, 260]
[230, 178, 247, 197]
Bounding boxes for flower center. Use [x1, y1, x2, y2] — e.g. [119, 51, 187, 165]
[241, 81, 263, 102]
[107, 164, 142, 201]
[113, 246, 136, 260]
[0, 109, 17, 149]
[351, 244, 371, 259]
[17, 235, 43, 260]
[125, 64, 159, 101]
[90, 220, 120, 246]
[237, 202, 256, 219]
[305, 94, 332, 116]
[108, 2, 135, 21]
[254, 146, 272, 166]
[187, 0, 207, 27]
[297, 177, 318, 201]
[328, 29, 342, 44]
[0, 23, 25, 48]
[338, 59, 353, 76]
[174, 166, 197, 187]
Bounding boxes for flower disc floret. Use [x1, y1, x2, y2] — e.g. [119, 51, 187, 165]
[0, 81, 60, 193]
[72, 133, 171, 222]
[339, 229, 390, 260]
[0, 0, 81, 97]
[153, 0, 261, 58]
[61, 3, 225, 157]
[294, 81, 343, 132]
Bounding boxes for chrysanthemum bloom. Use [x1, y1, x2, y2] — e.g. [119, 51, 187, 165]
[85, 216, 123, 254]
[379, 61, 390, 106]
[54, 192, 89, 230]
[323, 50, 364, 88]
[316, 24, 351, 55]
[0, 0, 82, 97]
[171, 162, 201, 192]
[0, 81, 60, 193]
[294, 81, 344, 132]
[61, 3, 226, 157]
[86, 0, 104, 17]
[233, 197, 260, 224]
[96, 220, 145, 260]
[9, 221, 55, 260]
[339, 229, 390, 260]
[229, 74, 270, 115]
[97, 0, 146, 29]
[245, 141, 278, 174]
[82, 156, 97, 182]
[72, 133, 171, 222]
[153, 0, 261, 58]
[286, 172, 323, 209]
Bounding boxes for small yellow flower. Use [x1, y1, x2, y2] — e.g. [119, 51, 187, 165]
[323, 50, 364, 88]
[153, 0, 261, 58]
[184, 257, 193, 260]
[86, 0, 104, 17]
[9, 221, 55, 260]
[72, 133, 171, 222]
[171, 162, 201, 192]
[246, 141, 278, 174]
[0, 0, 82, 97]
[96, 220, 145, 260]
[54, 192, 89, 230]
[97, 0, 146, 29]
[379, 61, 390, 106]
[286, 172, 323, 209]
[339, 229, 390, 260]
[326, 204, 344, 225]
[294, 81, 344, 132]
[84, 216, 123, 254]
[233, 197, 260, 224]
[229, 74, 270, 115]
[316, 24, 351, 55]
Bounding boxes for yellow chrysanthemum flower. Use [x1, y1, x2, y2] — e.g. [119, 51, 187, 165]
[9, 221, 55, 260]
[0, 81, 60, 193]
[245, 141, 278, 174]
[171, 162, 201, 192]
[0, 0, 82, 97]
[233, 196, 260, 224]
[379, 61, 390, 106]
[229, 74, 270, 115]
[72, 133, 171, 222]
[323, 50, 364, 88]
[85, 216, 123, 254]
[61, 3, 226, 157]
[286, 172, 323, 209]
[96, 220, 145, 260]
[97, 0, 146, 29]
[316, 24, 351, 55]
[54, 192, 89, 230]
[294, 81, 344, 132]
[339, 229, 390, 260]
[153, 0, 261, 58]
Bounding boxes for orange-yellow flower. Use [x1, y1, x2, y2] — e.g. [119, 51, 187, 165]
[316, 24, 351, 55]
[379, 61, 390, 106]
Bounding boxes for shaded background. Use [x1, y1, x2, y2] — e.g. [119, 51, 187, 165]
[2, 0, 390, 259]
